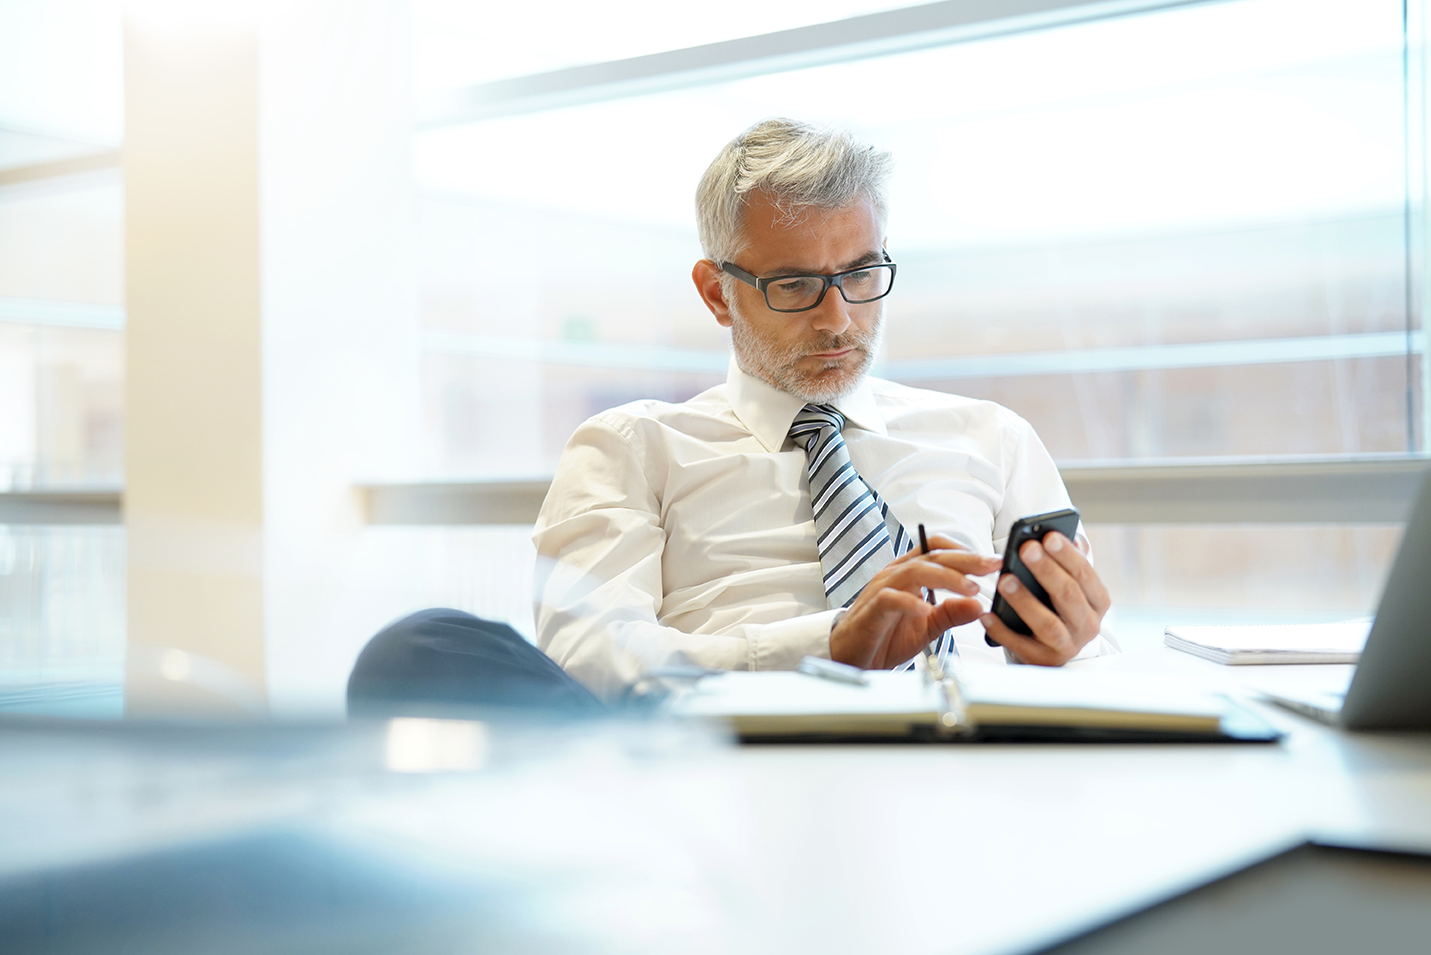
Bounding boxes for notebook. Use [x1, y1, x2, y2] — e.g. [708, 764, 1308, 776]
[668, 663, 1279, 743]
[1163, 619, 1372, 665]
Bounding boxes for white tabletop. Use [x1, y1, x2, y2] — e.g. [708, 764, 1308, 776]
[1, 648, 1428, 955]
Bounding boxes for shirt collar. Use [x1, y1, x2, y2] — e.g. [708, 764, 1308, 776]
[726, 357, 888, 452]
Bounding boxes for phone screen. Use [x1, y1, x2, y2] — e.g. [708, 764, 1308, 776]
[987, 507, 1082, 640]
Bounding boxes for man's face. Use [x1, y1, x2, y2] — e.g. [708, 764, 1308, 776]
[720, 191, 885, 403]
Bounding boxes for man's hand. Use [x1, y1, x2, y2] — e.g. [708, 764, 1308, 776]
[980, 532, 1110, 666]
[830, 534, 1001, 669]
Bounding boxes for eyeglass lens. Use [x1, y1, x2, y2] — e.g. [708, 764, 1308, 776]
[766, 265, 894, 311]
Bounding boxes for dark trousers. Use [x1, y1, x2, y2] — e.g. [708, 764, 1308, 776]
[347, 608, 606, 719]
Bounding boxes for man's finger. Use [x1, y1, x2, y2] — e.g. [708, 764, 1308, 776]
[889, 533, 980, 564]
[995, 572, 1075, 656]
[858, 587, 941, 669]
[879, 594, 981, 668]
[1018, 540, 1099, 642]
[1040, 532, 1111, 616]
[920, 533, 970, 553]
[878, 556, 987, 597]
[922, 535, 1001, 575]
[931, 596, 984, 635]
[928, 549, 1002, 576]
[980, 610, 1069, 666]
[868, 553, 977, 595]
[836, 586, 933, 668]
[886, 546, 1000, 582]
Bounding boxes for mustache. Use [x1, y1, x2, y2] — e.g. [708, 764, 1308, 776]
[805, 331, 872, 353]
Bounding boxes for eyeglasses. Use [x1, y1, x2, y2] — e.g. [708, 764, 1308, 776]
[720, 253, 897, 313]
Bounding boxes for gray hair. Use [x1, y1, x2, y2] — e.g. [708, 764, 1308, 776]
[694, 118, 893, 267]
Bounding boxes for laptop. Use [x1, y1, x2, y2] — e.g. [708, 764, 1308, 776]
[1265, 471, 1431, 730]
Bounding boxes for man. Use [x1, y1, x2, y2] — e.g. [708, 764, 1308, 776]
[532, 119, 1115, 700]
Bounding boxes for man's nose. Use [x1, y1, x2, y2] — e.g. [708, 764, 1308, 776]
[807, 288, 852, 335]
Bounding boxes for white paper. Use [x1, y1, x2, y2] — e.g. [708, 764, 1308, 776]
[1164, 618, 1372, 665]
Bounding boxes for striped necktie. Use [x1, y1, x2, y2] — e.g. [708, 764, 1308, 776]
[789, 403, 913, 609]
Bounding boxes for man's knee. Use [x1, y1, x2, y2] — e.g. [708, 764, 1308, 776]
[347, 608, 604, 718]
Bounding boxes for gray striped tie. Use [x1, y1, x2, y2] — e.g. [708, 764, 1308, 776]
[789, 404, 913, 609]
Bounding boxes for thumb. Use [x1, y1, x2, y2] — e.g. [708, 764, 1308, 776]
[933, 596, 984, 634]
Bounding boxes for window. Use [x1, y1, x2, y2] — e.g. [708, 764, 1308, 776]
[0, 0, 125, 714]
[0, 0, 124, 488]
[3, 0, 1427, 713]
[415, 0, 1423, 478]
[411, 0, 1427, 648]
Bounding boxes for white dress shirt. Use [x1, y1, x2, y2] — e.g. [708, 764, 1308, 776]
[533, 360, 1116, 699]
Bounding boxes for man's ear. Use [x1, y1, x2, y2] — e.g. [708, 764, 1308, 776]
[692, 259, 734, 328]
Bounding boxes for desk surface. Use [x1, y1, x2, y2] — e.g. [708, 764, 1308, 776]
[1, 649, 1428, 955]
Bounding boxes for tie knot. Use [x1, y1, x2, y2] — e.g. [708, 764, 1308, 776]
[788, 404, 845, 450]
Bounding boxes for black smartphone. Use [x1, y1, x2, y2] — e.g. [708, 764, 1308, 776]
[986, 507, 1081, 642]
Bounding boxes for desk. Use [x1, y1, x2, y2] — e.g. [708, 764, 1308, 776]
[1, 649, 1428, 954]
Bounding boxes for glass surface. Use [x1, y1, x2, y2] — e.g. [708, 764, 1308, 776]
[0, 518, 1398, 718]
[411, 0, 932, 91]
[2, 0, 1426, 714]
[1093, 523, 1402, 652]
[0, 322, 124, 488]
[406, 0, 1422, 708]
[0, 526, 125, 718]
[418, 193, 726, 477]
[417, 0, 1419, 473]
[0, 172, 126, 488]
[424, 353, 724, 478]
[0, 0, 125, 488]
[0, 0, 128, 713]
[0, 0, 123, 165]
[0, 524, 546, 719]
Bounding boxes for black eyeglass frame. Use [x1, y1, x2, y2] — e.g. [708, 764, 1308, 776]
[720, 253, 898, 313]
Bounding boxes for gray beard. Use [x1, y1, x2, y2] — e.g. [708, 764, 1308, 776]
[728, 300, 883, 404]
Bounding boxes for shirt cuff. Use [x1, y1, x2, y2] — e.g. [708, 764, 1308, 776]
[748, 608, 844, 671]
[1073, 631, 1120, 659]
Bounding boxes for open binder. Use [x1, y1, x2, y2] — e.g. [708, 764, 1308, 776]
[668, 663, 1281, 743]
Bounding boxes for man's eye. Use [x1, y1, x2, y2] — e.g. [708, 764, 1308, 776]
[774, 277, 816, 294]
[844, 270, 873, 286]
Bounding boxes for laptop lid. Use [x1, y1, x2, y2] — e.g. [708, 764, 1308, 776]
[1341, 471, 1431, 730]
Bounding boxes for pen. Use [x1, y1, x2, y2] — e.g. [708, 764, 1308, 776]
[918, 524, 935, 607]
[918, 524, 945, 681]
[797, 655, 869, 686]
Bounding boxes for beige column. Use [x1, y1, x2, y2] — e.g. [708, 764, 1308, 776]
[123, 5, 266, 716]
[123, 1, 422, 717]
